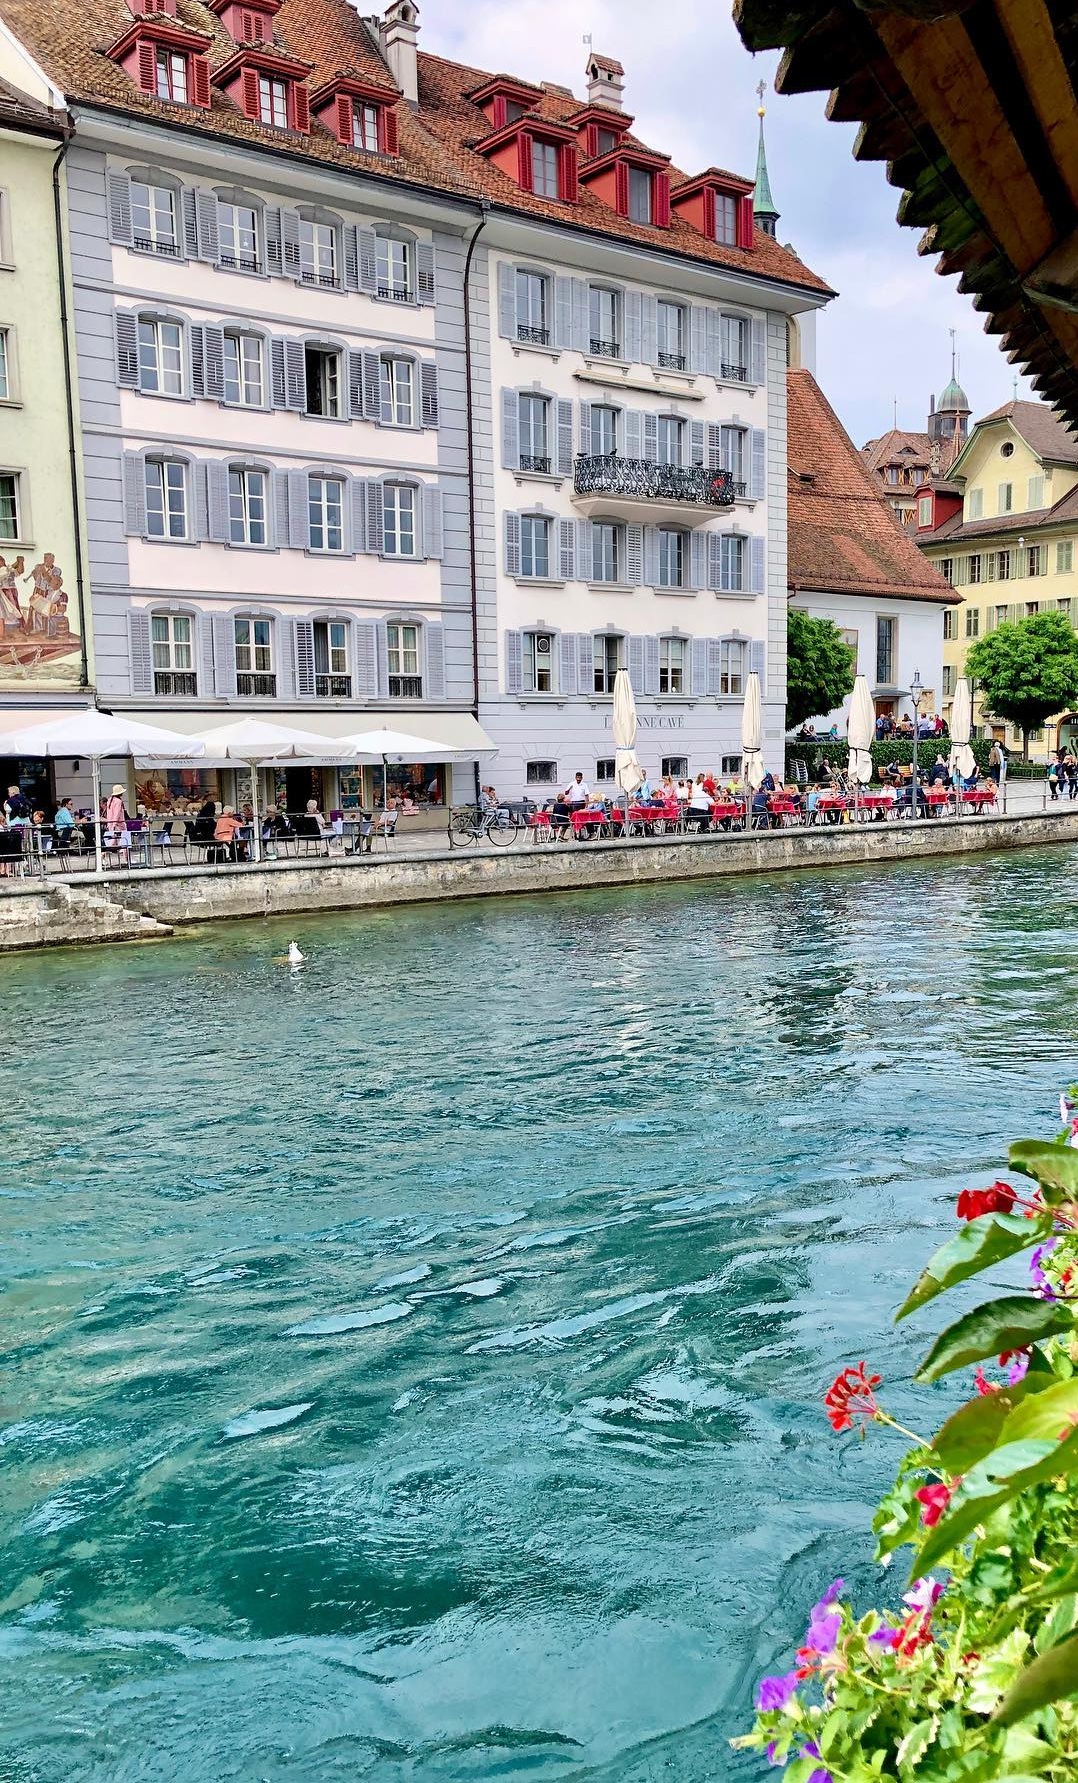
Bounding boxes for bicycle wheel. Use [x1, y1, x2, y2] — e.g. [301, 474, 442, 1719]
[486, 813, 520, 848]
[447, 807, 478, 848]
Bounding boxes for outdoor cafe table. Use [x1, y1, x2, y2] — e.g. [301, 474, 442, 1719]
[961, 788, 997, 812]
[767, 796, 802, 826]
[923, 787, 952, 816]
[859, 792, 895, 819]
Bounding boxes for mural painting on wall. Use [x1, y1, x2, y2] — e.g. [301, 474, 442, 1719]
[0, 553, 80, 688]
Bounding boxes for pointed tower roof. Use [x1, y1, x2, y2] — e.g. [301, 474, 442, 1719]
[753, 84, 779, 238]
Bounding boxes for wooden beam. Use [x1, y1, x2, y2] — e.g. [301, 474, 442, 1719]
[731, 0, 830, 53]
[776, 9, 871, 93]
[1024, 227, 1078, 312]
[992, 0, 1078, 214]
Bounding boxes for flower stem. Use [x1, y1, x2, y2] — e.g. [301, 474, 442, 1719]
[873, 1409, 930, 1448]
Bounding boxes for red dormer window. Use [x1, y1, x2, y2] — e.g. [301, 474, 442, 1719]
[311, 78, 400, 155]
[565, 104, 634, 162]
[670, 172, 754, 250]
[580, 149, 670, 227]
[109, 19, 212, 107]
[127, 0, 178, 17]
[476, 115, 578, 203]
[208, 0, 281, 44]
[467, 75, 543, 132]
[216, 46, 312, 133]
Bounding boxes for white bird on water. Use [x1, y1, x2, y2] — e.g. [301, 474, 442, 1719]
[287, 941, 305, 966]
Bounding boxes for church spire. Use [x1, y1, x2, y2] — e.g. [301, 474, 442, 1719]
[753, 82, 779, 238]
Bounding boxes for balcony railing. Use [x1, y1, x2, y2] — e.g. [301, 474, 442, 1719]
[378, 283, 412, 303]
[574, 455, 735, 507]
[236, 671, 277, 697]
[134, 236, 179, 257]
[721, 362, 748, 382]
[388, 675, 423, 699]
[220, 252, 261, 274]
[589, 337, 620, 358]
[315, 674, 352, 698]
[154, 670, 197, 698]
[517, 324, 550, 346]
[519, 453, 551, 474]
[658, 350, 686, 370]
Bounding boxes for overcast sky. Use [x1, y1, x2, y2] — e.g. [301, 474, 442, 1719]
[423, 0, 1037, 449]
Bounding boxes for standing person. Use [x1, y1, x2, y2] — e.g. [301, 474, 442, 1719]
[1066, 751, 1078, 800]
[103, 783, 130, 860]
[988, 737, 1007, 793]
[563, 772, 590, 809]
[1047, 753, 1061, 800]
[687, 774, 713, 833]
[4, 783, 30, 823]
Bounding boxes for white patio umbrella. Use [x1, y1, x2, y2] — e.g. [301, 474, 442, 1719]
[191, 718, 334, 863]
[741, 670, 766, 790]
[343, 727, 496, 810]
[612, 668, 644, 834]
[0, 709, 205, 876]
[948, 676, 977, 801]
[848, 675, 875, 809]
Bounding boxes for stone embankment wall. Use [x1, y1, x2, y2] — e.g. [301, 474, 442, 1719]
[1, 810, 1077, 952]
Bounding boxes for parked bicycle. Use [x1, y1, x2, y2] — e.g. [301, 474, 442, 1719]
[447, 803, 525, 848]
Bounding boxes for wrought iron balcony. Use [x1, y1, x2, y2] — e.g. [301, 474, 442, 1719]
[519, 453, 552, 474]
[154, 671, 197, 697]
[589, 337, 620, 358]
[517, 324, 550, 346]
[658, 350, 686, 371]
[315, 674, 352, 698]
[573, 455, 735, 516]
[721, 362, 748, 382]
[236, 672, 277, 698]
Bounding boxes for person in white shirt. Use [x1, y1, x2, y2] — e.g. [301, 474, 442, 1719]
[687, 774, 713, 833]
[564, 773, 591, 807]
[676, 777, 692, 802]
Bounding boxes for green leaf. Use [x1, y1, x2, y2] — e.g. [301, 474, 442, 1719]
[896, 1716, 938, 1770]
[1036, 1593, 1078, 1656]
[933, 1375, 1054, 1474]
[916, 1426, 1078, 1572]
[1009, 1139, 1078, 1204]
[996, 1377, 1078, 1448]
[992, 1629, 1078, 1728]
[914, 1297, 1072, 1383]
[897, 1215, 1052, 1321]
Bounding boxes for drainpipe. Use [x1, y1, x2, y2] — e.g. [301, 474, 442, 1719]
[461, 205, 489, 803]
[52, 127, 90, 692]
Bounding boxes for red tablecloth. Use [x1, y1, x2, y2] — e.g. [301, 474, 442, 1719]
[860, 793, 895, 809]
[814, 796, 847, 811]
[962, 789, 996, 807]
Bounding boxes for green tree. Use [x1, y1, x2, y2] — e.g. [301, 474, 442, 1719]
[786, 608, 855, 730]
[965, 609, 1078, 757]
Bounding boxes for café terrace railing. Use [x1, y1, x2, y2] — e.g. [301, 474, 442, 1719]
[573, 455, 736, 507]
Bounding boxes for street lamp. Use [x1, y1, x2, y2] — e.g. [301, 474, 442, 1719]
[910, 671, 924, 818]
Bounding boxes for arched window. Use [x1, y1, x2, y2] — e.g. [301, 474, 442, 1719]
[228, 464, 269, 546]
[307, 472, 345, 553]
[297, 210, 341, 287]
[223, 328, 265, 407]
[386, 619, 422, 696]
[720, 637, 746, 695]
[375, 229, 414, 301]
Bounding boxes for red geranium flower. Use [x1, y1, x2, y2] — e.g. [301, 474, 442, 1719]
[956, 1181, 1016, 1221]
[914, 1480, 959, 1527]
[974, 1366, 997, 1397]
[824, 1361, 882, 1432]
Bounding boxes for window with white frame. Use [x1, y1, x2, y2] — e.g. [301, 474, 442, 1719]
[223, 331, 263, 407]
[526, 759, 557, 784]
[998, 482, 1013, 514]
[228, 467, 268, 545]
[352, 101, 380, 151]
[523, 630, 553, 692]
[382, 484, 416, 557]
[144, 458, 187, 539]
[234, 616, 275, 693]
[714, 191, 737, 245]
[258, 75, 289, 128]
[943, 608, 957, 641]
[719, 534, 745, 592]
[518, 393, 550, 472]
[154, 47, 188, 103]
[593, 632, 624, 692]
[130, 181, 178, 255]
[719, 426, 746, 489]
[595, 757, 615, 782]
[658, 527, 684, 588]
[968, 553, 982, 584]
[1028, 545, 1043, 578]
[656, 416, 683, 467]
[137, 316, 184, 396]
[720, 638, 745, 695]
[1058, 541, 1074, 574]
[376, 234, 411, 301]
[151, 612, 196, 694]
[515, 268, 549, 344]
[663, 754, 689, 778]
[940, 557, 954, 586]
[592, 521, 620, 583]
[380, 355, 414, 426]
[659, 636, 685, 693]
[590, 405, 617, 456]
[657, 300, 685, 370]
[965, 606, 980, 638]
[314, 619, 350, 695]
[299, 219, 337, 287]
[520, 514, 550, 579]
[918, 495, 932, 526]
[531, 139, 559, 199]
[304, 345, 341, 418]
[627, 166, 652, 224]
[386, 621, 421, 696]
[588, 286, 619, 357]
[0, 328, 10, 401]
[308, 475, 344, 552]
[719, 313, 749, 380]
[0, 471, 21, 541]
[218, 200, 259, 272]
[997, 550, 1011, 581]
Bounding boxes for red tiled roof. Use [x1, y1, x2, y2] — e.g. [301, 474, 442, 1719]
[787, 370, 958, 604]
[0, 72, 66, 135]
[860, 429, 933, 476]
[968, 400, 1078, 468]
[922, 482, 1078, 545]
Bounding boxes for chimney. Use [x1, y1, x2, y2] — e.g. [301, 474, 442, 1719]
[381, 0, 419, 106]
[585, 52, 624, 111]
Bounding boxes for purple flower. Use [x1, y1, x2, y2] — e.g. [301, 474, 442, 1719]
[802, 1579, 844, 1656]
[1007, 1351, 1030, 1385]
[869, 1623, 899, 1649]
[766, 1740, 782, 1766]
[800, 1742, 833, 1783]
[1031, 1239, 1058, 1301]
[755, 1670, 799, 1712]
[903, 1576, 943, 1616]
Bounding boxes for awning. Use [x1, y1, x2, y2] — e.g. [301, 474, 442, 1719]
[122, 709, 497, 754]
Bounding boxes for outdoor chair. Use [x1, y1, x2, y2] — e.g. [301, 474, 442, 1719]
[368, 808, 398, 852]
[292, 814, 330, 857]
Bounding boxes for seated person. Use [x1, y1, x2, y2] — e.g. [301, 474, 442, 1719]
[212, 805, 247, 862]
[549, 796, 571, 833]
[750, 786, 772, 824]
[658, 774, 678, 805]
[263, 804, 293, 837]
[53, 798, 76, 848]
[293, 799, 327, 840]
[191, 798, 218, 843]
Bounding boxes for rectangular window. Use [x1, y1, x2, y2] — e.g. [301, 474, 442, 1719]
[518, 394, 550, 472]
[1028, 475, 1045, 509]
[968, 553, 982, 585]
[223, 332, 263, 407]
[376, 234, 411, 301]
[151, 612, 196, 695]
[144, 459, 187, 539]
[154, 48, 188, 102]
[1057, 541, 1073, 574]
[595, 127, 616, 156]
[515, 269, 548, 344]
[520, 514, 550, 579]
[839, 627, 859, 668]
[659, 636, 685, 693]
[531, 139, 560, 199]
[719, 426, 746, 490]
[627, 166, 652, 224]
[308, 475, 343, 552]
[217, 202, 259, 272]
[593, 633, 623, 692]
[663, 755, 689, 778]
[1026, 601, 1040, 616]
[523, 630, 553, 692]
[998, 482, 1013, 514]
[130, 181, 177, 255]
[658, 528, 684, 588]
[968, 488, 983, 519]
[352, 101, 380, 151]
[943, 608, 957, 640]
[720, 534, 745, 592]
[1058, 598, 1073, 622]
[714, 192, 737, 246]
[314, 619, 350, 696]
[234, 616, 274, 694]
[258, 75, 289, 128]
[382, 484, 416, 557]
[595, 756, 615, 782]
[526, 759, 557, 784]
[304, 346, 340, 418]
[591, 521, 620, 584]
[590, 405, 617, 456]
[918, 495, 932, 526]
[386, 621, 421, 696]
[299, 219, 337, 287]
[995, 604, 1008, 629]
[380, 356, 414, 426]
[875, 615, 895, 684]
[656, 301, 685, 370]
[1028, 545, 1042, 578]
[588, 287, 619, 357]
[720, 314, 749, 380]
[997, 550, 1011, 581]
[720, 639, 745, 696]
[656, 417, 683, 467]
[137, 317, 184, 395]
[942, 664, 955, 697]
[940, 557, 954, 586]
[965, 606, 980, 638]
[228, 467, 267, 545]
[0, 471, 18, 540]
[0, 328, 9, 401]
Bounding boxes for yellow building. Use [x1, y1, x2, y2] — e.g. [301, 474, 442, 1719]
[915, 401, 1078, 759]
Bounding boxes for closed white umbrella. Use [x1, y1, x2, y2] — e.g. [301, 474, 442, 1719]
[612, 668, 644, 807]
[741, 670, 765, 790]
[848, 675, 875, 806]
[0, 709, 205, 876]
[192, 719, 336, 862]
[948, 677, 976, 791]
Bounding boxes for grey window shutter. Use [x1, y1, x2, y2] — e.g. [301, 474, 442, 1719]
[213, 614, 237, 695]
[115, 309, 139, 387]
[556, 399, 573, 475]
[643, 527, 660, 587]
[501, 389, 520, 470]
[416, 241, 436, 305]
[108, 172, 133, 245]
[506, 630, 523, 695]
[558, 517, 575, 581]
[349, 478, 367, 554]
[750, 316, 767, 387]
[285, 338, 306, 411]
[689, 306, 708, 374]
[624, 410, 642, 461]
[272, 470, 289, 550]
[707, 423, 722, 470]
[264, 207, 283, 275]
[559, 632, 577, 695]
[749, 428, 766, 501]
[628, 634, 645, 687]
[206, 460, 230, 543]
[690, 421, 705, 468]
[706, 309, 721, 378]
[578, 400, 592, 456]
[421, 361, 439, 428]
[497, 261, 516, 338]
[128, 608, 153, 694]
[641, 295, 658, 367]
[705, 638, 722, 697]
[577, 633, 593, 692]
[643, 413, 658, 464]
[202, 324, 225, 401]
[421, 484, 443, 560]
[504, 512, 521, 576]
[374, 623, 389, 704]
[190, 324, 205, 399]
[554, 275, 573, 348]
[359, 228, 378, 292]
[624, 289, 642, 364]
[270, 338, 286, 409]
[277, 620, 295, 701]
[626, 524, 643, 585]
[750, 534, 766, 594]
[644, 635, 660, 695]
[426, 622, 445, 697]
[365, 480, 384, 554]
[192, 460, 209, 540]
[196, 189, 219, 262]
[122, 452, 147, 536]
[689, 530, 707, 591]
[577, 518, 592, 580]
[707, 533, 722, 591]
[181, 187, 198, 259]
[281, 208, 301, 279]
[343, 224, 359, 291]
[293, 619, 316, 697]
[343, 350, 361, 420]
[362, 350, 381, 421]
[690, 637, 708, 695]
[749, 639, 766, 682]
[199, 612, 214, 691]
[354, 620, 378, 697]
[287, 468, 308, 549]
[571, 278, 589, 352]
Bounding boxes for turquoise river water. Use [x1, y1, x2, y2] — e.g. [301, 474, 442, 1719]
[1, 848, 1075, 1781]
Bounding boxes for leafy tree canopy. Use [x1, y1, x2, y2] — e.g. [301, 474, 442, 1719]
[786, 608, 855, 730]
[965, 610, 1078, 754]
